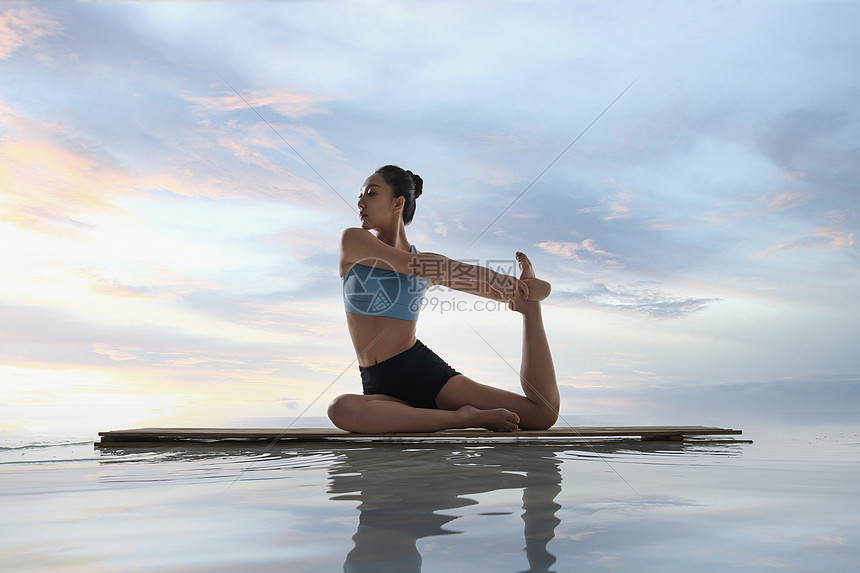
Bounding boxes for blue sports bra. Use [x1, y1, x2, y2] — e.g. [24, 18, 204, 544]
[342, 245, 429, 321]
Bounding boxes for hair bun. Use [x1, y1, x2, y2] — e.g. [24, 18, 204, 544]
[410, 172, 423, 198]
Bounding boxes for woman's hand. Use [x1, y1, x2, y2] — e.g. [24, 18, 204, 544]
[490, 274, 529, 302]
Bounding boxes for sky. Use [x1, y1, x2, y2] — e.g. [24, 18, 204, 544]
[1, 0, 858, 436]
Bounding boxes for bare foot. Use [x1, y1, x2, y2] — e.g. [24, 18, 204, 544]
[508, 252, 551, 312]
[457, 405, 520, 432]
[516, 252, 551, 301]
[516, 251, 536, 279]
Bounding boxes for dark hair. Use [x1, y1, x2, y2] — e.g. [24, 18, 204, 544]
[375, 165, 423, 225]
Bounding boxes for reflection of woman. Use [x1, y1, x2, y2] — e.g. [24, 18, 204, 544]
[328, 165, 559, 433]
[329, 445, 563, 573]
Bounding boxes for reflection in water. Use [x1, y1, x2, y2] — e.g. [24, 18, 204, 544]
[328, 444, 564, 573]
[325, 440, 742, 573]
[96, 439, 745, 572]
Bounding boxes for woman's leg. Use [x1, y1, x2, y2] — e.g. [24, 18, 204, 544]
[435, 252, 559, 430]
[327, 393, 520, 433]
[514, 251, 560, 420]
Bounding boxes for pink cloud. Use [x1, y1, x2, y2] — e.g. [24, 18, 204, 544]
[535, 239, 616, 264]
[0, 131, 138, 233]
[767, 191, 805, 212]
[0, 5, 60, 60]
[575, 180, 635, 221]
[753, 227, 855, 258]
[0, 97, 321, 235]
[603, 180, 634, 220]
[187, 86, 332, 119]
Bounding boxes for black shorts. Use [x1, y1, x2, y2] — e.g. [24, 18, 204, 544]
[359, 340, 460, 409]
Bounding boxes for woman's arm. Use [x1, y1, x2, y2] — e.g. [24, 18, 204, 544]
[341, 228, 528, 300]
[430, 278, 508, 301]
[410, 252, 528, 300]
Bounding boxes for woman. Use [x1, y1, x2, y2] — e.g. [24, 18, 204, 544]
[328, 165, 559, 433]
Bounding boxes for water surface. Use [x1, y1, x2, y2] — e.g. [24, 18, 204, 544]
[2, 424, 858, 572]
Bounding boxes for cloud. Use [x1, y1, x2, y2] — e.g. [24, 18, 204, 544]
[91, 343, 138, 362]
[569, 375, 860, 426]
[536, 239, 617, 265]
[553, 282, 720, 318]
[0, 4, 60, 60]
[0, 298, 349, 390]
[187, 86, 332, 119]
[0, 94, 333, 244]
[75, 268, 186, 301]
[0, 101, 153, 233]
[602, 180, 634, 221]
[766, 191, 806, 212]
[758, 107, 849, 173]
[754, 228, 855, 258]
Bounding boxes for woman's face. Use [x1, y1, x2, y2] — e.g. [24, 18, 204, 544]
[357, 173, 401, 229]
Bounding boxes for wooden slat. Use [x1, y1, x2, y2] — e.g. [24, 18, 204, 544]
[97, 426, 743, 446]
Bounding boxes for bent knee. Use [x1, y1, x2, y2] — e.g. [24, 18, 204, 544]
[327, 394, 364, 431]
[523, 409, 558, 431]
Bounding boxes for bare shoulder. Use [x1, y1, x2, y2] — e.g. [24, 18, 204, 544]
[341, 227, 373, 244]
[341, 226, 367, 238]
[339, 227, 416, 274]
[340, 227, 389, 266]
[340, 227, 377, 257]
